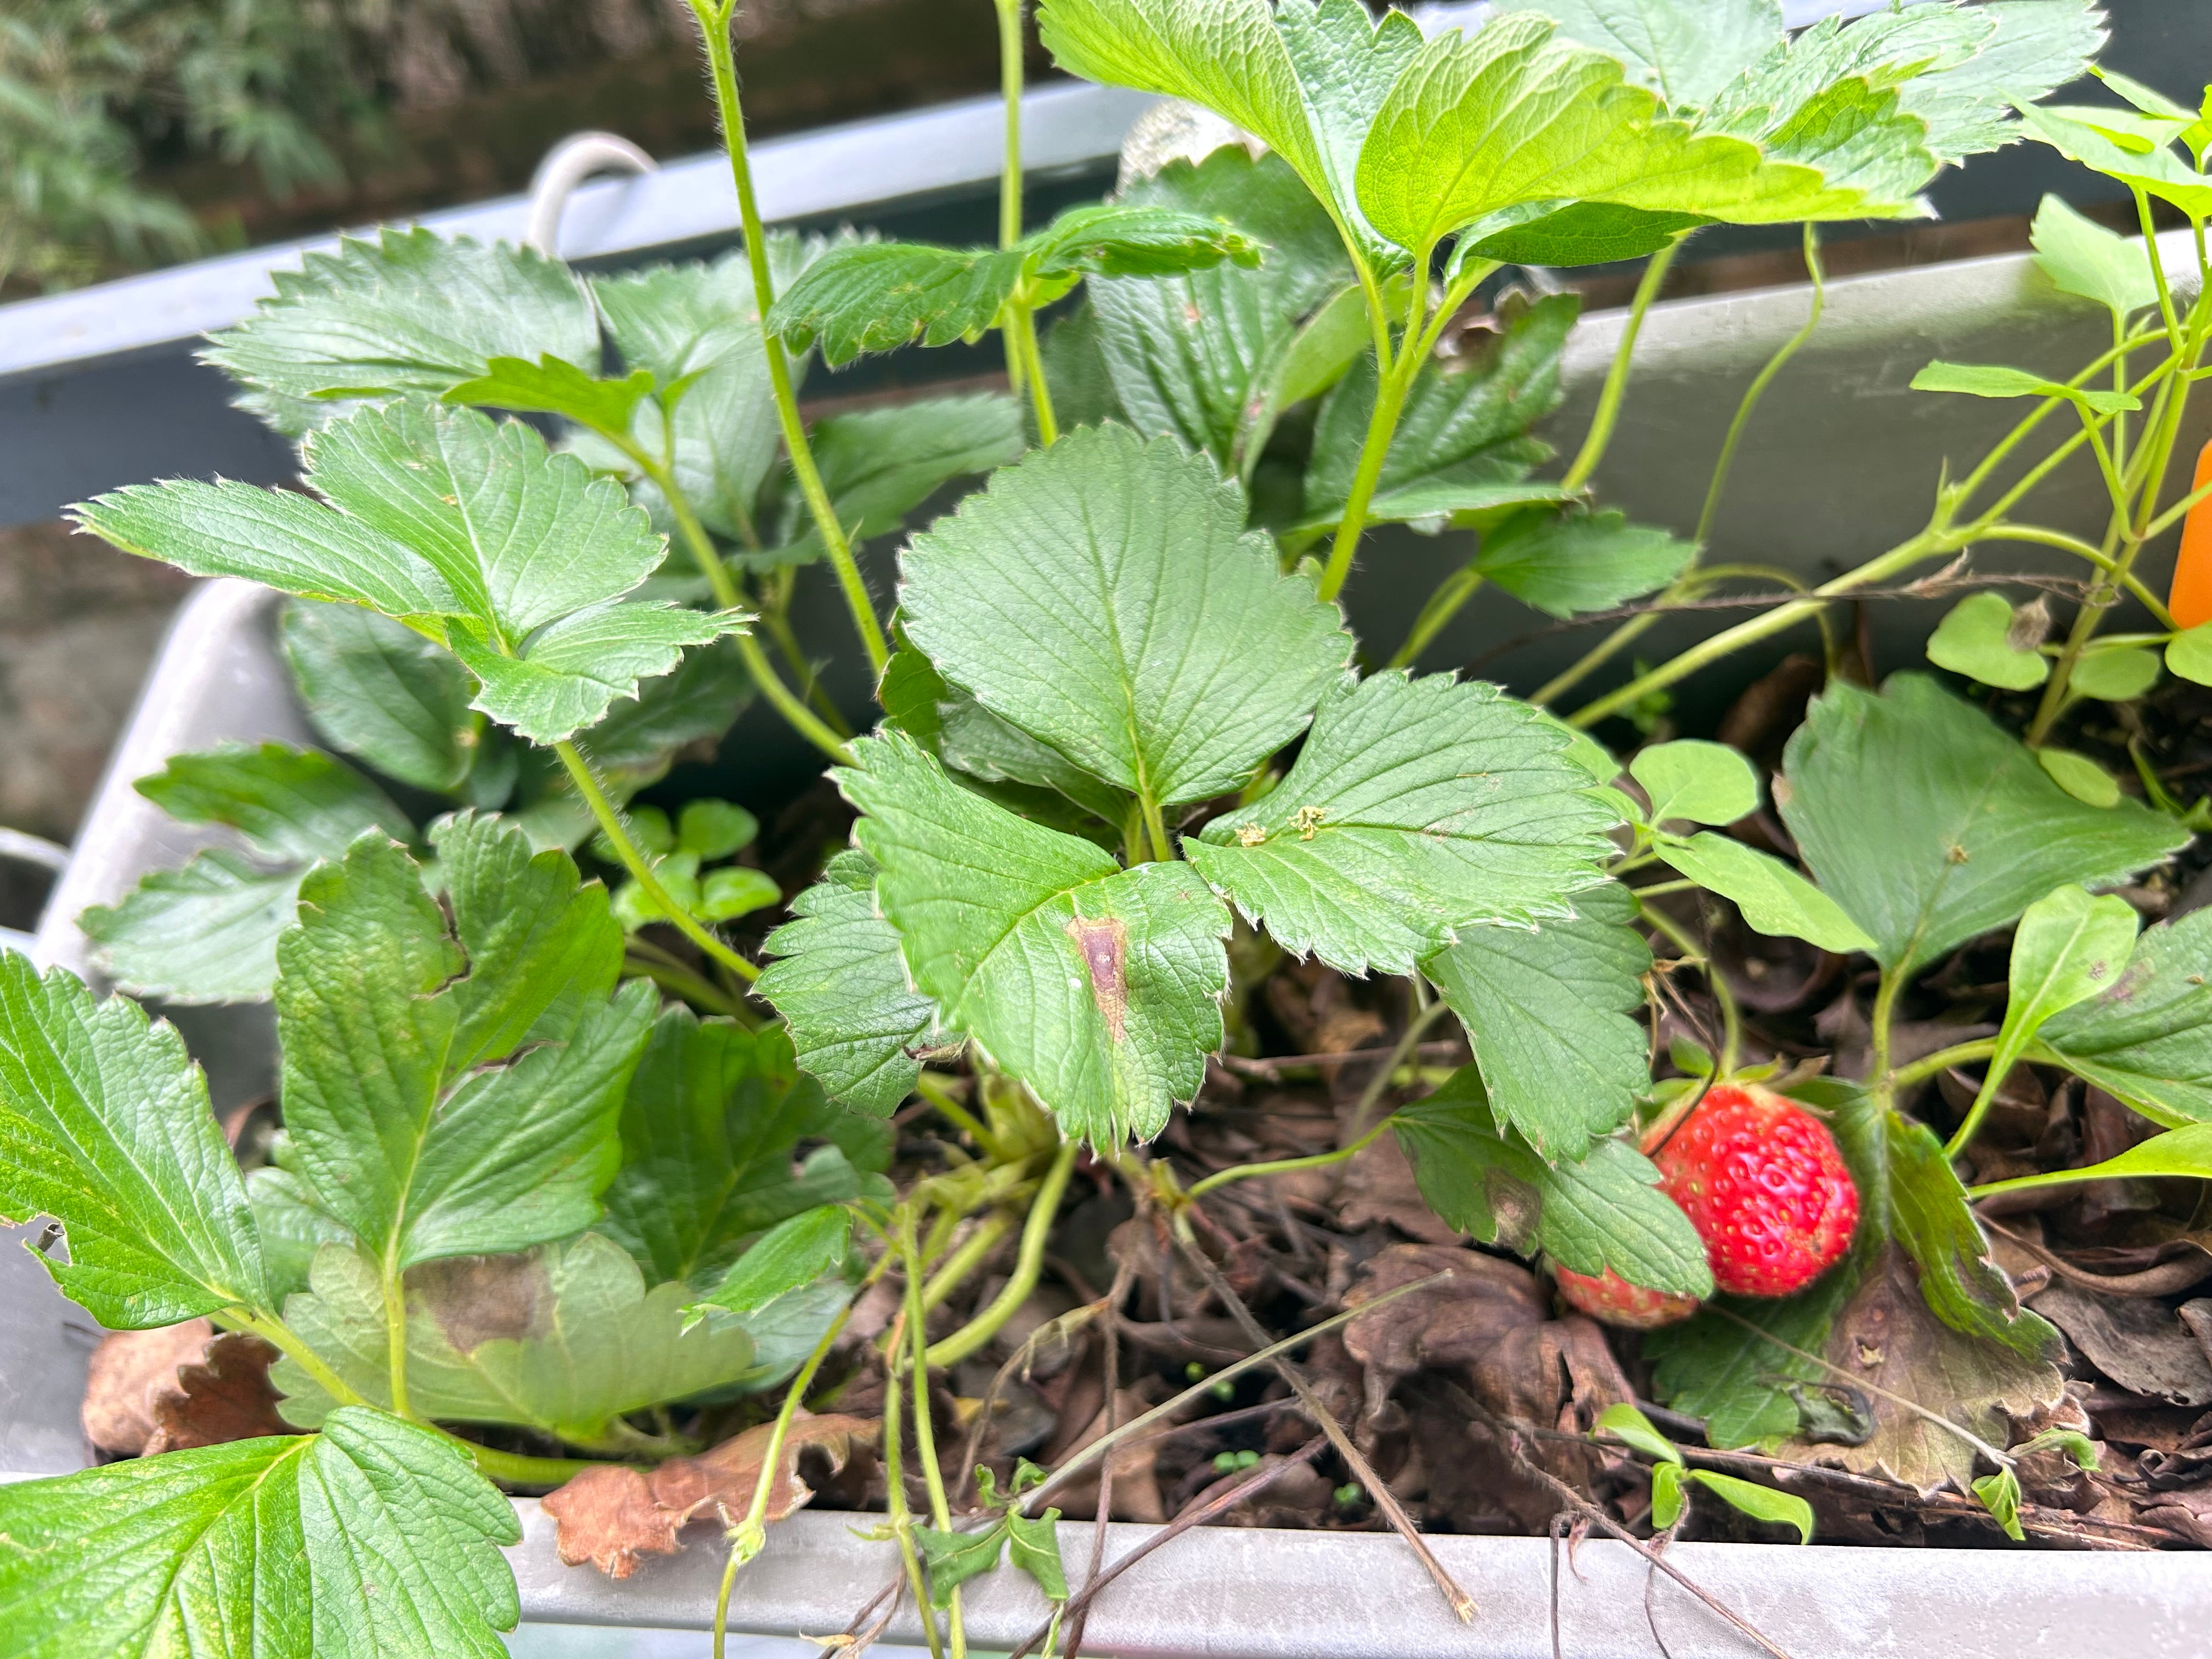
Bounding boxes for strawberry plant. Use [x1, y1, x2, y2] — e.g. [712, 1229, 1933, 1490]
[10, 0, 2212, 1652]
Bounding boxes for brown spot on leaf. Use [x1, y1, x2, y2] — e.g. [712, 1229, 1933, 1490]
[1066, 913, 1129, 1042]
[540, 1412, 878, 1578]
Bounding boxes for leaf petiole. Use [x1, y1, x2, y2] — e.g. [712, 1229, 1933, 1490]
[926, 1137, 1080, 1368]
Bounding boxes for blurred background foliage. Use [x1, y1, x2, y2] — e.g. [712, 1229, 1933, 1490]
[0, 0, 1025, 297]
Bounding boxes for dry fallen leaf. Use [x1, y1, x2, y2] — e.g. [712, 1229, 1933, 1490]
[1341, 1244, 1545, 1419]
[541, 1412, 878, 1578]
[82, 1322, 286, 1457]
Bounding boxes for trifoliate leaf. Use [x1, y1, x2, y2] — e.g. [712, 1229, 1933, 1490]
[1926, 591, 2051, 690]
[686, 1204, 853, 1319]
[1088, 146, 1355, 471]
[599, 1011, 881, 1289]
[2031, 193, 2159, 319]
[272, 1235, 763, 1440]
[281, 600, 480, 793]
[201, 226, 599, 436]
[1188, 672, 1617, 977]
[1778, 675, 2186, 977]
[1653, 833, 1876, 955]
[901, 425, 1350, 808]
[1630, 739, 1758, 828]
[1392, 1066, 1712, 1296]
[1472, 507, 1697, 618]
[844, 734, 1230, 1145]
[1304, 294, 1576, 532]
[0, 1406, 521, 1659]
[758, 850, 939, 1118]
[1420, 880, 1649, 1159]
[80, 742, 414, 1003]
[275, 829, 649, 1272]
[2034, 909, 2212, 1127]
[0, 955, 272, 1327]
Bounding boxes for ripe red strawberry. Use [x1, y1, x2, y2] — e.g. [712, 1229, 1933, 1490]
[1650, 1083, 1859, 1297]
[1551, 1263, 1700, 1329]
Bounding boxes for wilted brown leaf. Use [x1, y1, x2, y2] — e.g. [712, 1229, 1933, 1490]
[2032, 1280, 2212, 1406]
[82, 1322, 286, 1457]
[541, 1412, 879, 1578]
[1779, 1245, 2066, 1493]
[1341, 1244, 1545, 1419]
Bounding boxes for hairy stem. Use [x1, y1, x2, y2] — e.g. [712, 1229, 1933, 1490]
[1887, 1039, 1999, 1092]
[926, 1138, 1080, 1368]
[230, 1308, 363, 1410]
[1561, 237, 1682, 494]
[381, 1258, 410, 1419]
[921, 1210, 1017, 1314]
[688, 0, 890, 677]
[554, 739, 761, 980]
[1316, 346, 1414, 603]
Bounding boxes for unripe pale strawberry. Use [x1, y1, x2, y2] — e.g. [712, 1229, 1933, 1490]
[1551, 1263, 1700, 1329]
[1650, 1083, 1858, 1298]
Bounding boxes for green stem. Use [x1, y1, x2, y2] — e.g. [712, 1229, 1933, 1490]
[1968, 1164, 2166, 1199]
[922, 1210, 1016, 1313]
[879, 1301, 949, 1659]
[1979, 523, 2176, 627]
[1140, 794, 1173, 864]
[1011, 301, 1059, 445]
[230, 1308, 363, 1409]
[1888, 1039, 1999, 1091]
[1186, 1113, 1397, 1200]
[1389, 565, 1482, 669]
[1562, 238, 1683, 494]
[1696, 225, 1824, 546]
[712, 1297, 860, 1659]
[688, 0, 890, 678]
[1566, 531, 1947, 729]
[453, 1437, 604, 1487]
[555, 738, 762, 981]
[1869, 967, 1905, 1109]
[627, 954, 741, 1015]
[926, 1138, 1080, 1368]
[2146, 472, 2212, 541]
[914, 1073, 1001, 1155]
[1316, 343, 1415, 603]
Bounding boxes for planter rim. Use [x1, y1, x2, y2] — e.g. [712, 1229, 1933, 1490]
[508, 1500, 2212, 1657]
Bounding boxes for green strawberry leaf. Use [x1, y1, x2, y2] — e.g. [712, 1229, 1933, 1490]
[0, 955, 272, 1327]
[443, 355, 659, 437]
[901, 425, 1350, 810]
[766, 205, 1260, 368]
[1926, 591, 2051, 690]
[1419, 879, 1651, 1159]
[1391, 1065, 1712, 1295]
[80, 742, 414, 1003]
[2030, 194, 2160, 320]
[201, 227, 600, 436]
[77, 400, 747, 744]
[573, 638, 753, 778]
[282, 601, 481, 793]
[758, 850, 940, 1118]
[0, 1406, 521, 1658]
[1088, 146, 1355, 472]
[1982, 883, 2140, 1101]
[2016, 101, 2212, 221]
[1005, 1509, 1070, 1602]
[2070, 646, 2162, 703]
[1652, 833, 1875, 955]
[1188, 672, 1618, 978]
[844, 734, 1231, 1146]
[915, 1521, 1009, 1608]
[275, 826, 648, 1273]
[1630, 739, 1758, 828]
[599, 1010, 882, 1289]
[1974, 1122, 2212, 1196]
[1513, 0, 1781, 111]
[1912, 359, 2139, 415]
[1303, 293, 1577, 532]
[272, 1234, 765, 1439]
[1778, 674, 2187, 978]
[1454, 201, 1709, 268]
[1472, 507, 1697, 618]
[1687, 1469, 1814, 1543]
[686, 1203, 853, 1319]
[2033, 909, 2212, 1127]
